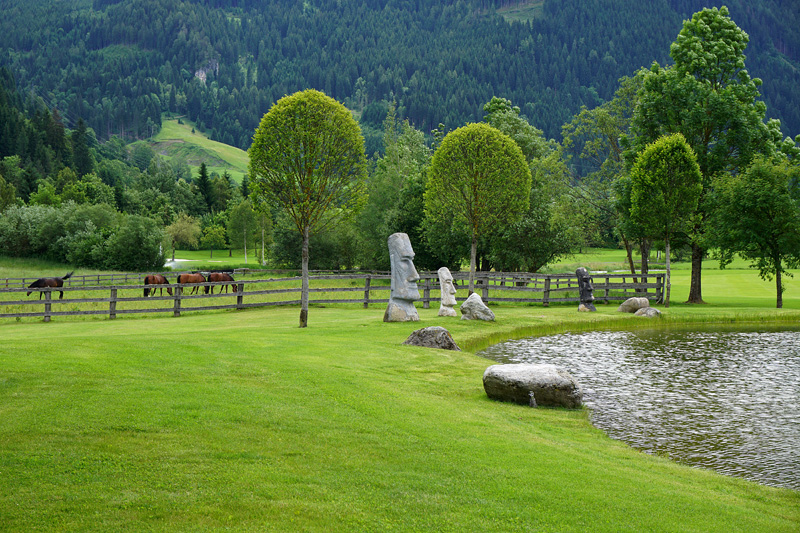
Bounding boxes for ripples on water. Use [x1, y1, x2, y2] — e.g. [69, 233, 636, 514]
[478, 328, 800, 490]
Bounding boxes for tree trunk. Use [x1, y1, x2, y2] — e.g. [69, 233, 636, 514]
[300, 225, 310, 328]
[622, 235, 638, 283]
[469, 231, 477, 295]
[640, 238, 650, 275]
[776, 262, 783, 309]
[686, 243, 705, 303]
[243, 228, 247, 265]
[664, 236, 671, 308]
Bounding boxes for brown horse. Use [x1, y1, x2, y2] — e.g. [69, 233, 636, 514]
[143, 274, 173, 297]
[176, 272, 206, 294]
[207, 272, 235, 294]
[27, 271, 73, 299]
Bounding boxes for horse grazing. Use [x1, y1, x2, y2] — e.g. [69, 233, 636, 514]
[176, 272, 206, 294]
[143, 274, 173, 297]
[27, 271, 73, 300]
[207, 272, 235, 294]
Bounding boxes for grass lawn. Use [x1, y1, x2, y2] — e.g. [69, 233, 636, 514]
[1, 254, 798, 530]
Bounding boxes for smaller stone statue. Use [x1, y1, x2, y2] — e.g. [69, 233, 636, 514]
[384, 232, 421, 322]
[437, 267, 458, 317]
[576, 267, 596, 312]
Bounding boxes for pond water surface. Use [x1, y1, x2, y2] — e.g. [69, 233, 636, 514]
[478, 326, 800, 490]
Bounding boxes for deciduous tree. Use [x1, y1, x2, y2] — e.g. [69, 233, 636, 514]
[426, 123, 531, 292]
[630, 134, 702, 307]
[249, 89, 367, 327]
[709, 156, 800, 308]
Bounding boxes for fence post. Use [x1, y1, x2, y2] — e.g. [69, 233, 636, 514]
[423, 277, 431, 309]
[656, 275, 664, 304]
[43, 290, 52, 322]
[236, 283, 244, 310]
[605, 276, 610, 304]
[543, 277, 551, 307]
[109, 288, 117, 319]
[173, 286, 182, 317]
[363, 275, 371, 309]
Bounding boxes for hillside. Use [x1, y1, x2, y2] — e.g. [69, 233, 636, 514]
[0, 0, 797, 151]
[151, 117, 249, 183]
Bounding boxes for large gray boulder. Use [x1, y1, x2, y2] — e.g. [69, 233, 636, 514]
[402, 327, 461, 351]
[483, 364, 582, 408]
[617, 297, 650, 313]
[460, 293, 495, 321]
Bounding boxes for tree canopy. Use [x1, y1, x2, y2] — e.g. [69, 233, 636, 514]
[249, 89, 367, 327]
[426, 122, 531, 292]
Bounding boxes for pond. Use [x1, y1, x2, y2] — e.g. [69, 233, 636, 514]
[478, 326, 800, 491]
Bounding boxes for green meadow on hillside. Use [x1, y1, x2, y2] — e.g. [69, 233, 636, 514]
[151, 116, 250, 183]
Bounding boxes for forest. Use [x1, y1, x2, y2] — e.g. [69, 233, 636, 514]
[1, 0, 798, 153]
[0, 2, 798, 296]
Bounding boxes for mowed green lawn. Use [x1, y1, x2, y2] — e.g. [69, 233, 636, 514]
[1, 254, 799, 530]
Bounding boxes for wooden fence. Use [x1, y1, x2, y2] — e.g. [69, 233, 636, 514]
[0, 271, 664, 323]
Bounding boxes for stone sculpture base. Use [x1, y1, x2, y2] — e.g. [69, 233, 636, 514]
[383, 300, 420, 322]
[438, 305, 457, 317]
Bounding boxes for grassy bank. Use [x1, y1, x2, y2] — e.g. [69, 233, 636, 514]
[1, 300, 798, 530]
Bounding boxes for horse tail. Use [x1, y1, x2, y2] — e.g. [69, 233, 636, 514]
[63, 271, 73, 280]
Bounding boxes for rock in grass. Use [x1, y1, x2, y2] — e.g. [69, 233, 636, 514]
[483, 364, 582, 408]
[634, 307, 661, 318]
[617, 297, 650, 313]
[402, 326, 460, 351]
[460, 293, 495, 321]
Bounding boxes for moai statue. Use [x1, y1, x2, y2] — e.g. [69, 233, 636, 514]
[576, 267, 596, 312]
[383, 233, 421, 322]
[437, 267, 458, 317]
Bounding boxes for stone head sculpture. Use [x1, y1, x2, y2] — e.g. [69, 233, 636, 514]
[384, 232, 420, 322]
[576, 267, 596, 312]
[437, 266, 457, 317]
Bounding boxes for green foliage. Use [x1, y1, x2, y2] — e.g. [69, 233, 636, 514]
[250, 89, 367, 325]
[630, 133, 702, 306]
[427, 122, 531, 290]
[166, 213, 202, 251]
[709, 156, 800, 308]
[104, 215, 166, 271]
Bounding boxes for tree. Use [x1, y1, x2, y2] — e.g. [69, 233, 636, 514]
[228, 199, 259, 264]
[426, 123, 531, 293]
[201, 224, 227, 259]
[709, 156, 800, 308]
[165, 214, 202, 260]
[195, 162, 213, 213]
[71, 118, 95, 177]
[249, 89, 367, 327]
[627, 7, 776, 304]
[630, 134, 702, 307]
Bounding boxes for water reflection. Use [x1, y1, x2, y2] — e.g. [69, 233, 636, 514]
[478, 327, 800, 490]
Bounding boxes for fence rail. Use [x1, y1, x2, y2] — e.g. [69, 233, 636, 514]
[0, 271, 664, 323]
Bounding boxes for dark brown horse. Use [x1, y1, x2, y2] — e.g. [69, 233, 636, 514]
[143, 274, 173, 297]
[176, 272, 206, 294]
[207, 272, 235, 294]
[27, 271, 73, 299]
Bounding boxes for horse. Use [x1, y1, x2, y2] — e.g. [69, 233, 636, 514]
[176, 272, 206, 294]
[143, 274, 173, 297]
[27, 271, 73, 300]
[207, 272, 235, 294]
